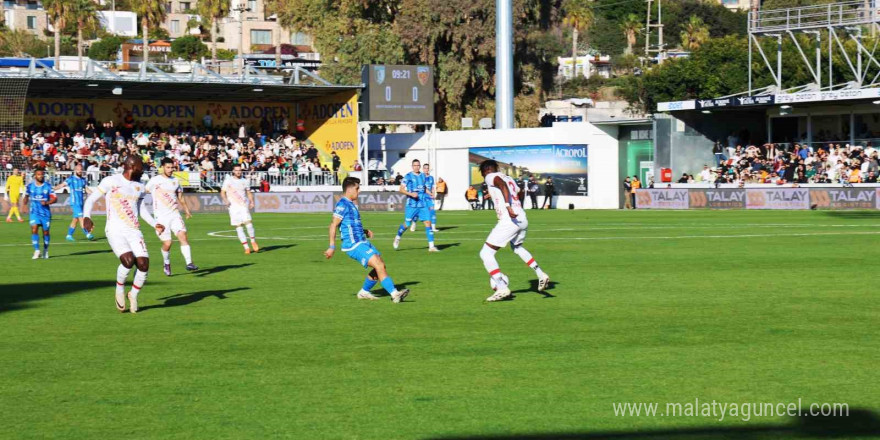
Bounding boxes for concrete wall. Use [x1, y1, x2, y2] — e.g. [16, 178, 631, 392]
[366, 122, 620, 210]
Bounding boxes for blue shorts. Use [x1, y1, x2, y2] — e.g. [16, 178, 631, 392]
[345, 242, 381, 268]
[405, 205, 431, 222]
[71, 205, 84, 218]
[29, 216, 51, 230]
[423, 197, 435, 210]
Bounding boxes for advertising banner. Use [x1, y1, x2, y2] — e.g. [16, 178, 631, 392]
[468, 145, 588, 196]
[0, 193, 106, 216]
[810, 188, 876, 210]
[745, 188, 811, 209]
[689, 189, 746, 209]
[254, 192, 334, 213]
[332, 192, 409, 212]
[634, 189, 689, 209]
[23, 98, 293, 129]
[300, 90, 359, 180]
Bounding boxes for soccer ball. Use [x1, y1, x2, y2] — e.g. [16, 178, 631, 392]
[489, 274, 509, 291]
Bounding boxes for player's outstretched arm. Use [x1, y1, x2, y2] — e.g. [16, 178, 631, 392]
[82, 189, 103, 232]
[325, 216, 342, 259]
[179, 192, 192, 219]
[220, 188, 229, 207]
[52, 181, 66, 192]
[139, 197, 163, 234]
[247, 190, 255, 210]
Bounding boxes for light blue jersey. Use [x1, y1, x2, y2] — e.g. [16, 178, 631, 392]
[333, 197, 367, 251]
[26, 181, 54, 220]
[403, 172, 426, 208]
[65, 175, 87, 208]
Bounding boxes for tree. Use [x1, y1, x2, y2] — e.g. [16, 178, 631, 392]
[134, 0, 167, 66]
[87, 35, 125, 61]
[42, 0, 69, 68]
[197, 0, 230, 67]
[562, 0, 593, 77]
[680, 15, 709, 51]
[171, 35, 207, 60]
[69, 0, 99, 71]
[621, 13, 640, 55]
[0, 29, 49, 57]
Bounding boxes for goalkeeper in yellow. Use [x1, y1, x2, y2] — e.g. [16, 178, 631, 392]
[5, 167, 24, 223]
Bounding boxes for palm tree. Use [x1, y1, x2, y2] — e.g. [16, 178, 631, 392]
[680, 15, 709, 51]
[69, 0, 98, 71]
[562, 0, 593, 79]
[0, 29, 41, 57]
[42, 0, 69, 68]
[198, 0, 230, 68]
[621, 13, 640, 55]
[134, 0, 168, 67]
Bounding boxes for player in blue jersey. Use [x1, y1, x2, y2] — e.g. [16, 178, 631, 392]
[22, 169, 57, 259]
[325, 177, 410, 303]
[407, 162, 440, 233]
[54, 164, 94, 241]
[392, 159, 438, 252]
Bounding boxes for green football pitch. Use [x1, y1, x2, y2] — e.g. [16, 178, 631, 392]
[0, 209, 878, 439]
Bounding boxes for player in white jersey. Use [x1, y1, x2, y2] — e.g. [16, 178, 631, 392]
[145, 158, 199, 276]
[221, 164, 260, 254]
[478, 160, 550, 302]
[83, 155, 161, 314]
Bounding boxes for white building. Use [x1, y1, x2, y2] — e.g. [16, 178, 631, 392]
[557, 55, 612, 81]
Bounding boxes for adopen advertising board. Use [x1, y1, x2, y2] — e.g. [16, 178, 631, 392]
[634, 188, 880, 210]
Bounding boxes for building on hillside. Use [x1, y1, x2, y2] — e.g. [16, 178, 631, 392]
[718, 0, 752, 11]
[2, 0, 49, 36]
[557, 55, 612, 81]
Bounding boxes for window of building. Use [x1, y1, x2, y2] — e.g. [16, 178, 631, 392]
[290, 32, 311, 46]
[179, 1, 191, 11]
[26, 15, 36, 29]
[251, 29, 271, 45]
[170, 20, 180, 34]
[248, 0, 257, 12]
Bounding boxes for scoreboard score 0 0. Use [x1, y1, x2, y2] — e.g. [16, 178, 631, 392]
[361, 64, 435, 123]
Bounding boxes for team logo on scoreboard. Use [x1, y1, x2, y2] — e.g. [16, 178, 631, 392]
[374, 65, 386, 85]
[417, 66, 430, 86]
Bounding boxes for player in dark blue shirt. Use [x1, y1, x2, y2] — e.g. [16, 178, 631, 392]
[325, 177, 409, 303]
[23, 169, 57, 259]
[54, 164, 94, 241]
[393, 159, 437, 252]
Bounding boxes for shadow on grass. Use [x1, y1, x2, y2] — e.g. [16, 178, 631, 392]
[400, 242, 461, 252]
[258, 244, 296, 253]
[140, 287, 250, 312]
[368, 281, 420, 298]
[0, 280, 108, 314]
[430, 409, 880, 440]
[437, 226, 458, 231]
[189, 263, 255, 277]
[56, 249, 113, 258]
[822, 210, 880, 219]
[511, 279, 557, 298]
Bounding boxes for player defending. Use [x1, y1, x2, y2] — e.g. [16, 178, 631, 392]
[221, 164, 259, 254]
[83, 155, 162, 314]
[393, 159, 438, 252]
[146, 158, 199, 275]
[5, 167, 24, 222]
[22, 169, 56, 259]
[325, 177, 409, 303]
[54, 164, 94, 241]
[478, 160, 550, 302]
[408, 163, 439, 233]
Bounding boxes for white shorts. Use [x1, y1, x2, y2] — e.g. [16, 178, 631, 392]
[229, 205, 252, 226]
[156, 213, 186, 242]
[486, 218, 528, 248]
[107, 229, 149, 259]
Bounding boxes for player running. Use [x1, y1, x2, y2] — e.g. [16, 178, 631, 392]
[22, 169, 56, 259]
[220, 164, 259, 254]
[4, 167, 24, 222]
[325, 177, 410, 303]
[393, 159, 438, 252]
[478, 160, 550, 302]
[145, 158, 198, 276]
[408, 163, 439, 233]
[83, 155, 161, 314]
[53, 164, 95, 241]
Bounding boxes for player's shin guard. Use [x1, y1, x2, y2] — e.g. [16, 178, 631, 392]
[480, 244, 508, 288]
[180, 245, 192, 264]
[235, 226, 248, 249]
[116, 264, 131, 294]
[42, 233, 50, 251]
[161, 249, 171, 265]
[431, 210, 437, 226]
[245, 223, 256, 240]
[131, 270, 147, 295]
[396, 223, 408, 237]
[362, 277, 378, 292]
[31, 233, 39, 250]
[67, 226, 75, 237]
[512, 245, 547, 277]
[426, 227, 435, 248]
[379, 276, 397, 295]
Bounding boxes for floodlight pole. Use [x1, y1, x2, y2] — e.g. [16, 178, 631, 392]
[233, 2, 251, 77]
[495, 0, 514, 129]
